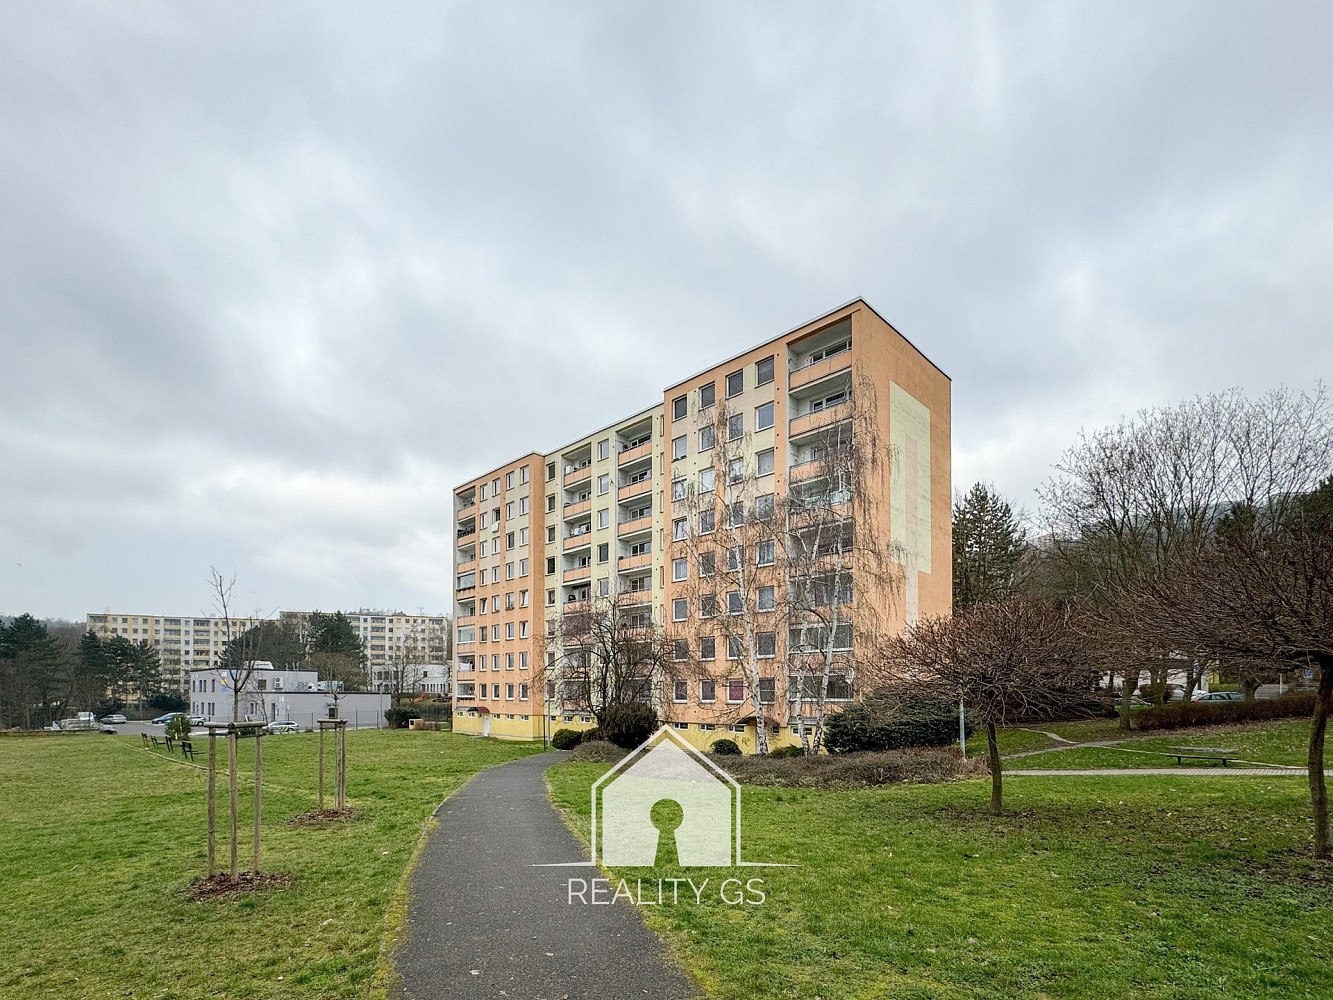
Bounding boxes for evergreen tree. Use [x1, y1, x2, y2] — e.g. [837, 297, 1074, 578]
[3, 614, 62, 727]
[307, 612, 364, 659]
[952, 482, 1028, 612]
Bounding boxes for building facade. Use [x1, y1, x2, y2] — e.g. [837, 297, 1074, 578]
[187, 663, 391, 729]
[451, 300, 951, 750]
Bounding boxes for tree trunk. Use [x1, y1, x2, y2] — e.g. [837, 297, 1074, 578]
[987, 722, 1002, 815]
[1119, 668, 1135, 731]
[1308, 659, 1333, 859]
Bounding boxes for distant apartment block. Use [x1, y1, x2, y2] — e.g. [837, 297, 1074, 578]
[86, 608, 449, 693]
[451, 299, 951, 749]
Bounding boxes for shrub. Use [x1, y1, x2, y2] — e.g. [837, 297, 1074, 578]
[714, 747, 985, 788]
[599, 703, 657, 749]
[568, 739, 628, 763]
[711, 738, 742, 755]
[95, 698, 126, 717]
[551, 728, 586, 751]
[768, 744, 806, 758]
[1133, 693, 1315, 731]
[164, 714, 191, 741]
[824, 692, 973, 753]
[384, 708, 420, 729]
[146, 692, 188, 713]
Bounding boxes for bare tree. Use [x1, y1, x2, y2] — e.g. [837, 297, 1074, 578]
[884, 597, 1095, 814]
[540, 588, 674, 729]
[210, 568, 266, 722]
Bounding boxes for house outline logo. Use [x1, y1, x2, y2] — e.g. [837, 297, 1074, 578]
[537, 725, 788, 869]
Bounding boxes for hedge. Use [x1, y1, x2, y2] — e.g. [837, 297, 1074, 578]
[824, 693, 973, 753]
[715, 747, 986, 788]
[1133, 693, 1316, 731]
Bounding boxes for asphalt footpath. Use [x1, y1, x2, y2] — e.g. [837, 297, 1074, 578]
[395, 751, 703, 1000]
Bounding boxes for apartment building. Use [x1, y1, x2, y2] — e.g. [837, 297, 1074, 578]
[451, 299, 951, 750]
[87, 608, 449, 694]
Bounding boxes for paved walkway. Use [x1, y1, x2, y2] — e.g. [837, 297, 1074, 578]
[1009, 767, 1329, 776]
[396, 751, 702, 1000]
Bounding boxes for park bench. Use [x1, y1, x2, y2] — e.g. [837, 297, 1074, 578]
[141, 733, 150, 748]
[150, 736, 163, 749]
[1168, 746, 1238, 766]
[179, 740, 195, 761]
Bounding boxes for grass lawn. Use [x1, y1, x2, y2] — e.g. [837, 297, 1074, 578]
[548, 762, 1333, 1000]
[0, 730, 540, 999]
[1006, 719, 1317, 770]
[985, 717, 1130, 757]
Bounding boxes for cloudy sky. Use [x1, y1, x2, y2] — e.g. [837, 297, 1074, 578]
[2, 1, 1330, 621]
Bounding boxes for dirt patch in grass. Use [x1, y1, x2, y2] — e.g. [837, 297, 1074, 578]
[288, 806, 360, 826]
[187, 870, 294, 900]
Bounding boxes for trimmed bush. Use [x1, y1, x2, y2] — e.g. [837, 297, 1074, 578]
[568, 739, 628, 763]
[824, 693, 973, 754]
[1133, 693, 1315, 731]
[768, 744, 806, 758]
[711, 738, 742, 755]
[599, 703, 656, 750]
[714, 747, 985, 788]
[551, 728, 585, 751]
[384, 708, 420, 729]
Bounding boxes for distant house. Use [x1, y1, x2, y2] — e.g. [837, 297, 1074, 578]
[187, 662, 389, 729]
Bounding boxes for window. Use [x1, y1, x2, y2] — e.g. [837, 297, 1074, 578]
[479, 511, 488, 528]
[478, 483, 486, 501]
[598, 439, 610, 461]
[673, 517, 687, 541]
[700, 593, 717, 618]
[520, 621, 529, 638]
[547, 462, 556, 481]
[672, 395, 687, 420]
[727, 677, 745, 701]
[519, 558, 529, 576]
[505, 683, 514, 700]
[520, 497, 529, 515]
[547, 494, 556, 512]
[507, 472, 515, 490]
[506, 531, 515, 549]
[756, 356, 774, 385]
[597, 508, 610, 529]
[672, 435, 686, 460]
[520, 589, 529, 606]
[519, 527, 529, 545]
[727, 590, 744, 614]
[597, 543, 609, 563]
[598, 474, 610, 495]
[699, 382, 715, 408]
[506, 592, 515, 610]
[672, 558, 688, 581]
[758, 677, 776, 702]
[672, 598, 688, 621]
[699, 551, 715, 576]
[673, 680, 688, 702]
[546, 557, 557, 574]
[725, 501, 744, 528]
[492, 478, 500, 494]
[520, 682, 529, 699]
[726, 370, 744, 397]
[757, 448, 775, 477]
[506, 562, 515, 580]
[699, 639, 715, 663]
[597, 577, 609, 597]
[547, 525, 556, 542]
[757, 632, 776, 658]
[520, 466, 529, 484]
[728, 458, 745, 484]
[672, 478, 687, 501]
[757, 539, 776, 566]
[756, 402, 774, 431]
[699, 468, 715, 493]
[505, 649, 514, 665]
[808, 338, 851, 364]
[754, 494, 775, 521]
[758, 586, 775, 611]
[727, 547, 742, 571]
[727, 413, 743, 441]
[699, 508, 715, 534]
[673, 639, 689, 661]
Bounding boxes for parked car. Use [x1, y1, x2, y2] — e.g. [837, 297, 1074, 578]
[187, 716, 206, 726]
[266, 720, 300, 734]
[54, 712, 100, 731]
[100, 714, 128, 725]
[1192, 691, 1245, 703]
[150, 713, 181, 725]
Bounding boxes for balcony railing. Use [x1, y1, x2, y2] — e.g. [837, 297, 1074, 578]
[563, 532, 593, 551]
[617, 441, 652, 467]
[617, 516, 652, 537]
[563, 566, 591, 583]
[617, 479, 652, 502]
[788, 459, 827, 483]
[563, 465, 592, 487]
[456, 525, 476, 541]
[788, 349, 851, 390]
[455, 558, 477, 573]
[563, 499, 591, 520]
[618, 590, 652, 606]
[617, 552, 653, 572]
[789, 401, 852, 438]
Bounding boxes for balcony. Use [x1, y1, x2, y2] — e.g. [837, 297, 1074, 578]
[617, 516, 652, 538]
[789, 350, 851, 391]
[564, 532, 593, 551]
[617, 552, 653, 573]
[455, 558, 477, 574]
[563, 566, 591, 584]
[456, 525, 476, 542]
[618, 590, 652, 607]
[617, 441, 652, 467]
[562, 599, 590, 614]
[563, 465, 592, 487]
[563, 499, 591, 520]
[788, 459, 826, 484]
[789, 401, 852, 439]
[617, 479, 652, 503]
